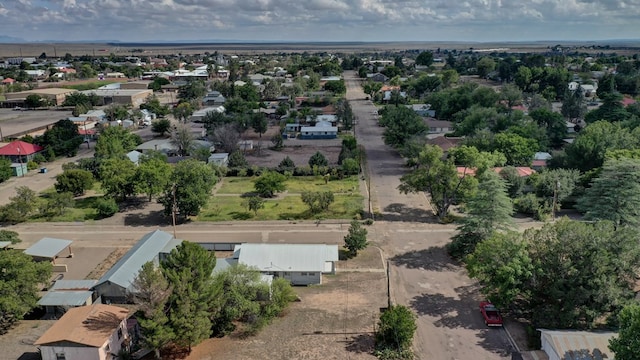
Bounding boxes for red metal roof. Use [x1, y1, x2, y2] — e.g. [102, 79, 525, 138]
[0, 140, 44, 156]
[1, 77, 16, 83]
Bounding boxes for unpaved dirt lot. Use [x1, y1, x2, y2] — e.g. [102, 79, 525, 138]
[0, 320, 55, 360]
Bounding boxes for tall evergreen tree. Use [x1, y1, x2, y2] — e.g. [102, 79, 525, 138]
[449, 171, 514, 258]
[161, 242, 219, 351]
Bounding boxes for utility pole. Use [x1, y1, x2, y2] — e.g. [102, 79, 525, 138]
[171, 183, 177, 238]
[17, 147, 24, 177]
[552, 180, 560, 220]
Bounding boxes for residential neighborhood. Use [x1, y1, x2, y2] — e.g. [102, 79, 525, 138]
[0, 40, 639, 360]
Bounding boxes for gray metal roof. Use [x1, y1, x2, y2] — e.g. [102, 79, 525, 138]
[37, 291, 93, 306]
[236, 244, 338, 272]
[539, 329, 616, 360]
[0, 241, 11, 249]
[24, 238, 72, 258]
[94, 230, 175, 290]
[51, 280, 98, 291]
[212, 257, 238, 275]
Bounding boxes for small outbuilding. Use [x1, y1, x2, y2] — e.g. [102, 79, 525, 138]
[208, 153, 229, 167]
[39, 280, 98, 317]
[24, 237, 73, 263]
[538, 329, 616, 360]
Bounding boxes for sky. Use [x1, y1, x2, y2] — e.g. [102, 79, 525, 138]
[0, 0, 639, 42]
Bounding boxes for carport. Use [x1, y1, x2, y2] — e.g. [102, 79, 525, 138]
[24, 237, 73, 263]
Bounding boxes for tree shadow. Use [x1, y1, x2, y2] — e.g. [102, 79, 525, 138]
[345, 333, 375, 355]
[410, 284, 515, 356]
[230, 211, 253, 220]
[379, 203, 434, 222]
[124, 210, 168, 227]
[389, 246, 459, 271]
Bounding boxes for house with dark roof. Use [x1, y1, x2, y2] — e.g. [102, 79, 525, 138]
[35, 304, 130, 360]
[427, 136, 463, 153]
[0, 140, 44, 163]
[92, 230, 180, 303]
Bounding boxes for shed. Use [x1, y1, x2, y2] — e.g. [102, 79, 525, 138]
[10, 163, 28, 176]
[24, 238, 73, 263]
[92, 230, 180, 303]
[38, 291, 94, 316]
[538, 329, 616, 360]
[234, 243, 339, 285]
[208, 153, 229, 167]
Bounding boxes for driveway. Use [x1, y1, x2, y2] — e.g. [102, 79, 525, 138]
[344, 71, 513, 359]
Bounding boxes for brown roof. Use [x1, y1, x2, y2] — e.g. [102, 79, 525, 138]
[424, 119, 453, 128]
[35, 304, 129, 347]
[428, 136, 463, 152]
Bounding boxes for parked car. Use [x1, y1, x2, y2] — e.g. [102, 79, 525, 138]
[479, 301, 503, 327]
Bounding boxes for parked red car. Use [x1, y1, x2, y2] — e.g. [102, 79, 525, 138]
[479, 301, 503, 327]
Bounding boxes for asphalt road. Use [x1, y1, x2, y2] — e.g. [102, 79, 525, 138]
[344, 71, 513, 359]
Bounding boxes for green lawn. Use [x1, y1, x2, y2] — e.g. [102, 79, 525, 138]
[216, 176, 360, 195]
[29, 194, 100, 222]
[197, 193, 363, 221]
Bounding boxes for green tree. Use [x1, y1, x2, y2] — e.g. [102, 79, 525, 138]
[0, 158, 12, 183]
[492, 132, 538, 166]
[362, 81, 383, 100]
[99, 158, 137, 201]
[449, 171, 514, 258]
[277, 156, 295, 172]
[35, 119, 84, 157]
[159, 160, 217, 219]
[381, 106, 426, 148]
[131, 262, 174, 359]
[172, 102, 194, 123]
[476, 57, 496, 78]
[0, 250, 52, 332]
[577, 158, 640, 228]
[499, 166, 526, 198]
[529, 108, 568, 148]
[95, 197, 119, 218]
[500, 84, 523, 109]
[161, 242, 218, 351]
[0, 186, 39, 223]
[561, 88, 586, 120]
[251, 114, 268, 138]
[344, 220, 368, 257]
[177, 80, 206, 101]
[54, 169, 94, 196]
[253, 171, 286, 198]
[609, 304, 640, 360]
[24, 94, 43, 109]
[228, 150, 248, 168]
[415, 51, 434, 66]
[398, 145, 503, 220]
[532, 168, 579, 214]
[41, 192, 74, 217]
[324, 80, 346, 94]
[245, 196, 265, 215]
[375, 305, 417, 356]
[308, 151, 328, 167]
[140, 94, 170, 117]
[94, 126, 142, 161]
[151, 119, 172, 136]
[301, 191, 335, 214]
[0, 230, 21, 244]
[104, 104, 129, 121]
[135, 157, 172, 202]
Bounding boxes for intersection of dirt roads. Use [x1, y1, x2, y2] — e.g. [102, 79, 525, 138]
[0, 71, 544, 360]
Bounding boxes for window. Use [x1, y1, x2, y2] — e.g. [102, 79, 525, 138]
[283, 272, 290, 276]
[56, 354, 66, 360]
[308, 272, 316, 276]
[301, 272, 308, 276]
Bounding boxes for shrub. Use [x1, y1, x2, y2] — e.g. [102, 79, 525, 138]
[26, 161, 38, 171]
[308, 151, 328, 167]
[95, 197, 119, 218]
[32, 154, 46, 164]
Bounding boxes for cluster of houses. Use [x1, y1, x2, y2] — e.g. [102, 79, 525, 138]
[17, 230, 339, 360]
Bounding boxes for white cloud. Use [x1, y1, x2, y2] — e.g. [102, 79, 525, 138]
[0, 0, 637, 41]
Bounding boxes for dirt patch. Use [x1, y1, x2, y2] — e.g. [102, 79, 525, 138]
[186, 272, 386, 360]
[337, 245, 385, 270]
[0, 320, 55, 360]
[85, 247, 129, 280]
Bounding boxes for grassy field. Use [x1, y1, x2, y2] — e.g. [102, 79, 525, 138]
[217, 176, 360, 194]
[197, 193, 363, 221]
[28, 184, 104, 222]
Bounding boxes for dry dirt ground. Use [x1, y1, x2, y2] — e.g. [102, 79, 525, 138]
[0, 320, 55, 360]
[185, 247, 386, 360]
[242, 125, 343, 168]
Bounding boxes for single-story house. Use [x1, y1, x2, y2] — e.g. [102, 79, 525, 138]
[409, 104, 436, 117]
[424, 119, 453, 134]
[38, 279, 99, 317]
[300, 121, 337, 140]
[538, 329, 616, 360]
[366, 73, 389, 83]
[0, 140, 44, 163]
[24, 237, 73, 263]
[202, 91, 226, 106]
[190, 106, 226, 122]
[92, 230, 180, 303]
[427, 136, 463, 154]
[208, 153, 229, 167]
[285, 123, 302, 132]
[35, 304, 130, 360]
[136, 139, 175, 154]
[383, 90, 407, 102]
[233, 243, 339, 285]
[457, 167, 536, 178]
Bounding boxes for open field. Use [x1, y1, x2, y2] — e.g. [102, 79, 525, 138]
[1, 41, 639, 57]
[216, 176, 359, 194]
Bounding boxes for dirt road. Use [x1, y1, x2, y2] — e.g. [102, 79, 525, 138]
[345, 71, 513, 359]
